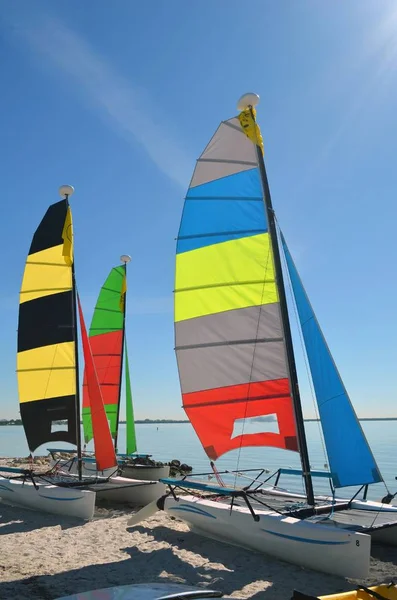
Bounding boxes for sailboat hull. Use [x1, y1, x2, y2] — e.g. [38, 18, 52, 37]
[51, 457, 170, 481]
[258, 486, 397, 545]
[163, 495, 370, 579]
[121, 464, 170, 481]
[0, 475, 96, 519]
[88, 476, 166, 506]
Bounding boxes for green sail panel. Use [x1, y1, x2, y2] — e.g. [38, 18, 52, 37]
[82, 266, 125, 444]
[125, 340, 137, 454]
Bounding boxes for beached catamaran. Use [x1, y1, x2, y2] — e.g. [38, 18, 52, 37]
[129, 94, 397, 577]
[54, 257, 169, 480]
[0, 186, 164, 518]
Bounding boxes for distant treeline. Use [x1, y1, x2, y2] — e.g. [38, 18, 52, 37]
[0, 418, 190, 426]
[1, 417, 397, 426]
[0, 419, 66, 426]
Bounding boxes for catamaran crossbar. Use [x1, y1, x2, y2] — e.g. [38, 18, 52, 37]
[0, 466, 39, 489]
[160, 477, 352, 521]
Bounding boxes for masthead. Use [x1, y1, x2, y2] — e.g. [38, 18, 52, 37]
[59, 185, 75, 199]
[237, 93, 260, 111]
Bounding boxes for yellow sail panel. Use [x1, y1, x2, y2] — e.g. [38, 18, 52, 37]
[20, 244, 73, 304]
[17, 199, 78, 452]
[17, 341, 76, 403]
[175, 233, 278, 322]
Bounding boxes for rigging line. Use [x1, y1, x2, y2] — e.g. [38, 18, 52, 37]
[233, 223, 274, 488]
[275, 216, 328, 471]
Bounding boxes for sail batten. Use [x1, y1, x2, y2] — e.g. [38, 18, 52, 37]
[175, 117, 298, 460]
[17, 199, 77, 452]
[282, 234, 382, 488]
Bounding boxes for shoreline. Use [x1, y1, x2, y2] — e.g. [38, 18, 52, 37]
[0, 457, 397, 598]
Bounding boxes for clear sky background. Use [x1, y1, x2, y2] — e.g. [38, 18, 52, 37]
[0, 1, 396, 420]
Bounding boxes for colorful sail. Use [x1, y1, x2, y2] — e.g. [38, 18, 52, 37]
[125, 340, 137, 454]
[175, 114, 298, 461]
[17, 199, 77, 452]
[281, 234, 382, 488]
[82, 266, 126, 444]
[78, 295, 117, 470]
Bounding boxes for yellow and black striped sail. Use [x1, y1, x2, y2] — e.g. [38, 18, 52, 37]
[17, 199, 77, 452]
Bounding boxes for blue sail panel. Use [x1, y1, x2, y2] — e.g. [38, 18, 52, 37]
[282, 235, 382, 488]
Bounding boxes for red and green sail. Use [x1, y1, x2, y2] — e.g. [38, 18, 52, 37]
[83, 265, 128, 445]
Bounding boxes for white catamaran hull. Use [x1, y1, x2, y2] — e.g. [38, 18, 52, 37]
[0, 475, 96, 519]
[259, 486, 397, 545]
[91, 476, 166, 505]
[51, 458, 170, 481]
[52, 471, 166, 506]
[121, 464, 170, 481]
[163, 495, 370, 579]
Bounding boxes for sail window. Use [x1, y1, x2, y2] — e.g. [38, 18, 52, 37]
[231, 414, 279, 439]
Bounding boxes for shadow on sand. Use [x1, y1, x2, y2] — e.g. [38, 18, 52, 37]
[0, 503, 84, 535]
[2, 516, 395, 600]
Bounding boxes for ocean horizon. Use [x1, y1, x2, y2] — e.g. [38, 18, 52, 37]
[1, 419, 396, 503]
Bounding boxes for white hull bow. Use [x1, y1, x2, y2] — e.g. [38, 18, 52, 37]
[0, 474, 95, 519]
[163, 495, 370, 579]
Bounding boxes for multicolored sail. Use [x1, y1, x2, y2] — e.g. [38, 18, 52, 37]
[281, 234, 383, 488]
[78, 295, 117, 470]
[82, 265, 126, 444]
[175, 113, 298, 460]
[17, 199, 77, 452]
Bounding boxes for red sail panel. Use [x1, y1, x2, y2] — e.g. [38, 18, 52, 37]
[78, 295, 117, 470]
[83, 330, 123, 407]
[183, 379, 297, 460]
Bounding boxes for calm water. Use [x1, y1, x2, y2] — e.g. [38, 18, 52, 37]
[1, 420, 396, 501]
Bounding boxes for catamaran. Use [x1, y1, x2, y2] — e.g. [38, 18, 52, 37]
[49, 257, 170, 481]
[128, 94, 397, 577]
[0, 186, 164, 518]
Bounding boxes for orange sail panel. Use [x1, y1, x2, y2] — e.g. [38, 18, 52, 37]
[78, 294, 117, 470]
[175, 114, 298, 460]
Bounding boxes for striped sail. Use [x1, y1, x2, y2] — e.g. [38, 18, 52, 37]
[175, 115, 298, 460]
[282, 234, 382, 488]
[17, 199, 77, 452]
[82, 265, 126, 444]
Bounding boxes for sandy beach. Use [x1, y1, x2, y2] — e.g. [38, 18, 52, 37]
[1, 498, 397, 600]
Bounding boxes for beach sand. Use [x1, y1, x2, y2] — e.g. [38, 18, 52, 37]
[1, 501, 397, 600]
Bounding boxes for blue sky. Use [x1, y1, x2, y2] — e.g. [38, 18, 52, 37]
[0, 0, 397, 420]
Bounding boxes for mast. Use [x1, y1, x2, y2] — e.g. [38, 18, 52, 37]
[114, 254, 130, 453]
[59, 184, 82, 481]
[238, 94, 315, 506]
